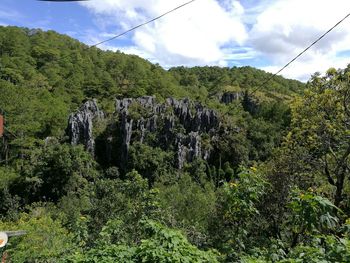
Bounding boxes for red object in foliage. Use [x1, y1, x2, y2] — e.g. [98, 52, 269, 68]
[0, 114, 4, 137]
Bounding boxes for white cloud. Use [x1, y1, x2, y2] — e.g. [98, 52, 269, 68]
[0, 8, 22, 21]
[80, 0, 350, 81]
[249, 0, 350, 80]
[262, 55, 350, 81]
[80, 0, 248, 67]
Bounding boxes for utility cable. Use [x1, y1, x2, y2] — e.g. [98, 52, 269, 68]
[1, 0, 197, 138]
[45, 0, 197, 66]
[250, 11, 350, 95]
[90, 0, 197, 48]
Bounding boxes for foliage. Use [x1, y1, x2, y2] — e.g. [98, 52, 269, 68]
[87, 170, 160, 242]
[68, 220, 219, 263]
[128, 143, 173, 185]
[0, 211, 75, 263]
[158, 173, 216, 247]
[279, 67, 350, 208]
[211, 167, 267, 259]
[288, 189, 339, 236]
[7, 25, 350, 263]
[133, 220, 219, 263]
[12, 142, 97, 204]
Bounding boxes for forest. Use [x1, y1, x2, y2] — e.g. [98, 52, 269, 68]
[0, 26, 350, 262]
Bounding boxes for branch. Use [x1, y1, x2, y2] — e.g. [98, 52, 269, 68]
[329, 145, 340, 165]
[335, 143, 350, 176]
[324, 157, 335, 186]
[343, 86, 350, 118]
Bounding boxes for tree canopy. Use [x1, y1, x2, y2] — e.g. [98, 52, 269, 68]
[2, 26, 350, 262]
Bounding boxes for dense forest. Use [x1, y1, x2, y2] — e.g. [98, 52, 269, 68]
[0, 26, 349, 262]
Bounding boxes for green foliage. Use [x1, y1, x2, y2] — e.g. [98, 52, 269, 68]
[247, 100, 291, 161]
[88, 170, 160, 242]
[133, 220, 219, 263]
[0, 166, 20, 220]
[0, 80, 68, 143]
[128, 143, 173, 185]
[14, 142, 97, 204]
[0, 166, 18, 190]
[71, 244, 135, 263]
[288, 189, 339, 235]
[170, 66, 304, 96]
[280, 66, 350, 208]
[158, 173, 216, 246]
[211, 167, 267, 259]
[69, 220, 218, 263]
[127, 101, 150, 120]
[0, 211, 74, 263]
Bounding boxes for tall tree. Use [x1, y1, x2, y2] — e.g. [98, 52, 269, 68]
[284, 68, 350, 207]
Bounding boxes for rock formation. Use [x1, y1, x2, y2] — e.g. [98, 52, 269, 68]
[67, 99, 104, 154]
[220, 92, 241, 104]
[67, 96, 220, 169]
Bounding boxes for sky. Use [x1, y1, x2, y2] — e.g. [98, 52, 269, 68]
[1, 0, 350, 81]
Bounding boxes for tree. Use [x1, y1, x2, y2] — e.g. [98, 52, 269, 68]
[211, 167, 266, 259]
[284, 68, 350, 207]
[88, 170, 160, 242]
[157, 173, 216, 247]
[13, 142, 97, 204]
[69, 220, 219, 263]
[0, 211, 75, 263]
[128, 143, 172, 185]
[134, 220, 219, 263]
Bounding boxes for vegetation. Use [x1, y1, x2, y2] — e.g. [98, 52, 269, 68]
[1, 26, 349, 262]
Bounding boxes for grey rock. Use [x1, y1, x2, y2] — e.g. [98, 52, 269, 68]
[68, 96, 219, 169]
[114, 97, 219, 168]
[119, 112, 133, 168]
[67, 99, 104, 154]
[220, 92, 241, 104]
[175, 132, 202, 169]
[116, 98, 133, 114]
[166, 98, 219, 132]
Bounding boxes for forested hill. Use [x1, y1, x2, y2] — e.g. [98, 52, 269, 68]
[8, 25, 350, 263]
[0, 25, 304, 144]
[0, 26, 303, 106]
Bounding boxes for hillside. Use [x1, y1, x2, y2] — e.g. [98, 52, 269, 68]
[2, 26, 350, 262]
[0, 26, 303, 161]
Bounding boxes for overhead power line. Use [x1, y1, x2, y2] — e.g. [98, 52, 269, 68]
[39, 0, 197, 64]
[90, 0, 197, 48]
[251, 11, 350, 95]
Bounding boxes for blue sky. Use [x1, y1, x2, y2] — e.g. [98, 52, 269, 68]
[1, 0, 350, 81]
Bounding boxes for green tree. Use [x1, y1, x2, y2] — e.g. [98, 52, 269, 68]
[158, 173, 216, 247]
[284, 68, 350, 207]
[128, 143, 172, 185]
[211, 167, 266, 259]
[0, 211, 75, 263]
[14, 143, 97, 204]
[88, 170, 160, 242]
[134, 220, 219, 263]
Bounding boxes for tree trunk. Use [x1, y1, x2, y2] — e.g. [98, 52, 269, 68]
[335, 169, 345, 207]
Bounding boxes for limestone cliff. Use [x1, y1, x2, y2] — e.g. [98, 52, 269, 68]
[67, 96, 221, 169]
[67, 99, 104, 154]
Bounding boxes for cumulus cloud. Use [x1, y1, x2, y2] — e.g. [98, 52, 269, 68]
[80, 0, 248, 67]
[249, 0, 350, 80]
[79, 0, 350, 81]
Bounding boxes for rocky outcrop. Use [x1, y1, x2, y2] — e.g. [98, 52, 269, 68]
[67, 99, 104, 154]
[166, 98, 219, 133]
[114, 96, 219, 167]
[220, 92, 241, 104]
[67, 96, 220, 169]
[176, 132, 202, 169]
